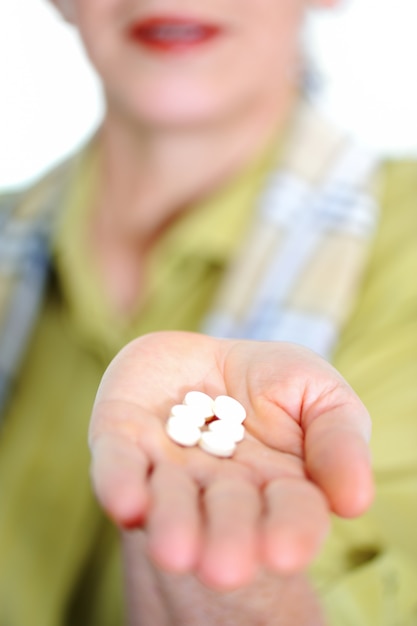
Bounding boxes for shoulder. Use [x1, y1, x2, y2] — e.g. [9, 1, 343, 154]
[379, 158, 417, 207]
[0, 143, 91, 227]
[372, 158, 417, 264]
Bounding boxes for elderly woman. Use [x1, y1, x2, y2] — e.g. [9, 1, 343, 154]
[0, 0, 416, 625]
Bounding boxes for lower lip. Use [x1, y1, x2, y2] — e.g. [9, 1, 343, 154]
[128, 17, 222, 54]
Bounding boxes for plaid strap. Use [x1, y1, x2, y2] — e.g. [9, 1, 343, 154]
[203, 103, 380, 358]
[0, 160, 75, 418]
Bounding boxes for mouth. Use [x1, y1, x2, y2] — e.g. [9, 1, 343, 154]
[128, 16, 223, 54]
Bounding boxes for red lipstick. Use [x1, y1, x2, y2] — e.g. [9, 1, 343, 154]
[128, 16, 222, 54]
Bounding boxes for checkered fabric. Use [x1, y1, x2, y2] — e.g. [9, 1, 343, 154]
[203, 103, 380, 358]
[0, 158, 76, 417]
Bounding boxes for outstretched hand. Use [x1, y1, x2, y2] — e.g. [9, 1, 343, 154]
[89, 331, 373, 590]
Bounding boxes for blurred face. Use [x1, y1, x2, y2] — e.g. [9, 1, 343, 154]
[56, 0, 326, 128]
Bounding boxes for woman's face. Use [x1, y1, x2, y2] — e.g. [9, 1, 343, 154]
[56, 0, 330, 127]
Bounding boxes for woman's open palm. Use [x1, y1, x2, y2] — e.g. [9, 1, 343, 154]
[89, 331, 373, 590]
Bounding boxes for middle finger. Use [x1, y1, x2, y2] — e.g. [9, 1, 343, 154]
[199, 478, 261, 590]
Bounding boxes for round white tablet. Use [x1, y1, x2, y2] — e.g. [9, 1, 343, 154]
[208, 419, 245, 443]
[170, 404, 206, 428]
[183, 391, 215, 419]
[199, 431, 236, 458]
[166, 416, 202, 447]
[213, 395, 246, 424]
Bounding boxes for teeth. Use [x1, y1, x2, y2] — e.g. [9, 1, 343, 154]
[150, 24, 205, 41]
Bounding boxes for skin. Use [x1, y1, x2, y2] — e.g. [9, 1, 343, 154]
[90, 332, 373, 624]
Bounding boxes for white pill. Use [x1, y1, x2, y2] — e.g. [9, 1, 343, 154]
[213, 395, 246, 424]
[183, 391, 215, 419]
[208, 419, 245, 443]
[166, 416, 201, 447]
[199, 431, 236, 458]
[170, 404, 206, 428]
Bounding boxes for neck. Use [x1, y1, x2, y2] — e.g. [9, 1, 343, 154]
[88, 89, 297, 315]
[94, 88, 297, 247]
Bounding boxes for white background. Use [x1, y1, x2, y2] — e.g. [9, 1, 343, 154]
[1, 0, 417, 190]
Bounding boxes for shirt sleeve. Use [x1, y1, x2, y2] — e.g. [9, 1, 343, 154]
[316, 160, 417, 626]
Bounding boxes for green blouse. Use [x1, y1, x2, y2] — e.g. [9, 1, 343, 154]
[0, 148, 416, 625]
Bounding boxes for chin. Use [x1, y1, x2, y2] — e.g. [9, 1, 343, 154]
[130, 101, 224, 128]
[108, 80, 252, 129]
